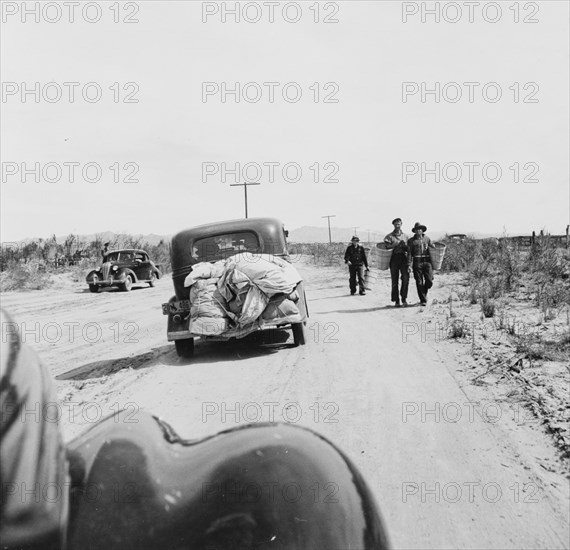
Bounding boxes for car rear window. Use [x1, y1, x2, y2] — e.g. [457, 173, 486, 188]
[193, 231, 260, 261]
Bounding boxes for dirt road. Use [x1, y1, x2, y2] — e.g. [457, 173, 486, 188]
[2, 259, 569, 549]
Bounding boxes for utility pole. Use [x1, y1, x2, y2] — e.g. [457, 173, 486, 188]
[353, 227, 359, 237]
[322, 215, 336, 244]
[230, 182, 260, 219]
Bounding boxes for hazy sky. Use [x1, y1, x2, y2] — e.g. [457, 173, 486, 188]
[1, 0, 569, 241]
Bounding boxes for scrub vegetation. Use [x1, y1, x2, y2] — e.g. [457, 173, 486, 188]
[0, 233, 171, 291]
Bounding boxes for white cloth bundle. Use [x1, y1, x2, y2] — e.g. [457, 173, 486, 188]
[183, 260, 225, 287]
[183, 254, 303, 334]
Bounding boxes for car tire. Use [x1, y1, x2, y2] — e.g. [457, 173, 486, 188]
[148, 272, 156, 287]
[89, 284, 99, 293]
[175, 338, 194, 358]
[121, 276, 133, 292]
[292, 323, 306, 346]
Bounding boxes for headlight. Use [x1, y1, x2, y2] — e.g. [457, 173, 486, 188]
[112, 265, 118, 271]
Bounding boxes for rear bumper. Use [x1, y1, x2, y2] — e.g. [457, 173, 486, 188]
[167, 317, 305, 342]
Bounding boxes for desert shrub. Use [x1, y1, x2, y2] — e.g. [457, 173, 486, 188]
[515, 335, 553, 361]
[144, 239, 171, 274]
[469, 276, 503, 306]
[469, 252, 492, 279]
[530, 248, 570, 314]
[305, 243, 346, 266]
[67, 258, 98, 283]
[442, 239, 504, 278]
[526, 238, 570, 275]
[535, 280, 570, 310]
[481, 298, 496, 318]
[469, 287, 479, 304]
[459, 284, 480, 304]
[448, 319, 467, 338]
[262, 242, 347, 266]
[487, 275, 506, 298]
[441, 240, 478, 272]
[447, 294, 457, 317]
[558, 330, 570, 348]
[0, 260, 53, 291]
[494, 309, 523, 336]
[493, 241, 523, 291]
[1, 233, 174, 290]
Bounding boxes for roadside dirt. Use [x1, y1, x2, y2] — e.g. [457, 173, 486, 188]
[2, 258, 569, 549]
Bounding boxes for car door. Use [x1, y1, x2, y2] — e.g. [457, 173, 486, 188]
[133, 252, 152, 280]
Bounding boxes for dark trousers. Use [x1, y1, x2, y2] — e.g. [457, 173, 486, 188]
[412, 260, 433, 303]
[348, 264, 365, 294]
[389, 254, 409, 302]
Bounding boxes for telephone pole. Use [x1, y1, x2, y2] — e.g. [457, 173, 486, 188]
[230, 182, 260, 219]
[322, 215, 336, 244]
[352, 226, 359, 236]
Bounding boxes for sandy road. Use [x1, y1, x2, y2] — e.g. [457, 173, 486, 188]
[1, 259, 569, 549]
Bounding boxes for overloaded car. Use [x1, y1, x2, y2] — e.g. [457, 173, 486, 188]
[86, 249, 161, 293]
[162, 217, 309, 358]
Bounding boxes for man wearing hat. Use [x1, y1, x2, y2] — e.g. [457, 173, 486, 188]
[407, 222, 435, 305]
[344, 236, 369, 295]
[384, 218, 410, 307]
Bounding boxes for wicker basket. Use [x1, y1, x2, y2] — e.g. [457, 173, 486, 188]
[363, 269, 378, 290]
[375, 243, 393, 271]
[429, 242, 446, 270]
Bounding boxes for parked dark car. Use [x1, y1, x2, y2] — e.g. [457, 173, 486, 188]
[86, 249, 161, 293]
[162, 217, 309, 358]
[446, 234, 468, 242]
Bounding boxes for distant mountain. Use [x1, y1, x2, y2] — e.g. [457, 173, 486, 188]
[289, 226, 382, 244]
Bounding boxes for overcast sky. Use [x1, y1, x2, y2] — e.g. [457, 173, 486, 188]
[1, 0, 568, 241]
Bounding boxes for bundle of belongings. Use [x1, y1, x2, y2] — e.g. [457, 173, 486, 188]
[183, 254, 303, 337]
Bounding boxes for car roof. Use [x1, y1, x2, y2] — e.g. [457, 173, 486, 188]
[106, 249, 148, 255]
[172, 217, 285, 242]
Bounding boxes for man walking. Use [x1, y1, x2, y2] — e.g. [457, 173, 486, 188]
[407, 222, 434, 305]
[384, 218, 409, 307]
[344, 236, 369, 295]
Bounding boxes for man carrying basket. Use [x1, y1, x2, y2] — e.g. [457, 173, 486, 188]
[384, 218, 410, 307]
[407, 222, 435, 306]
